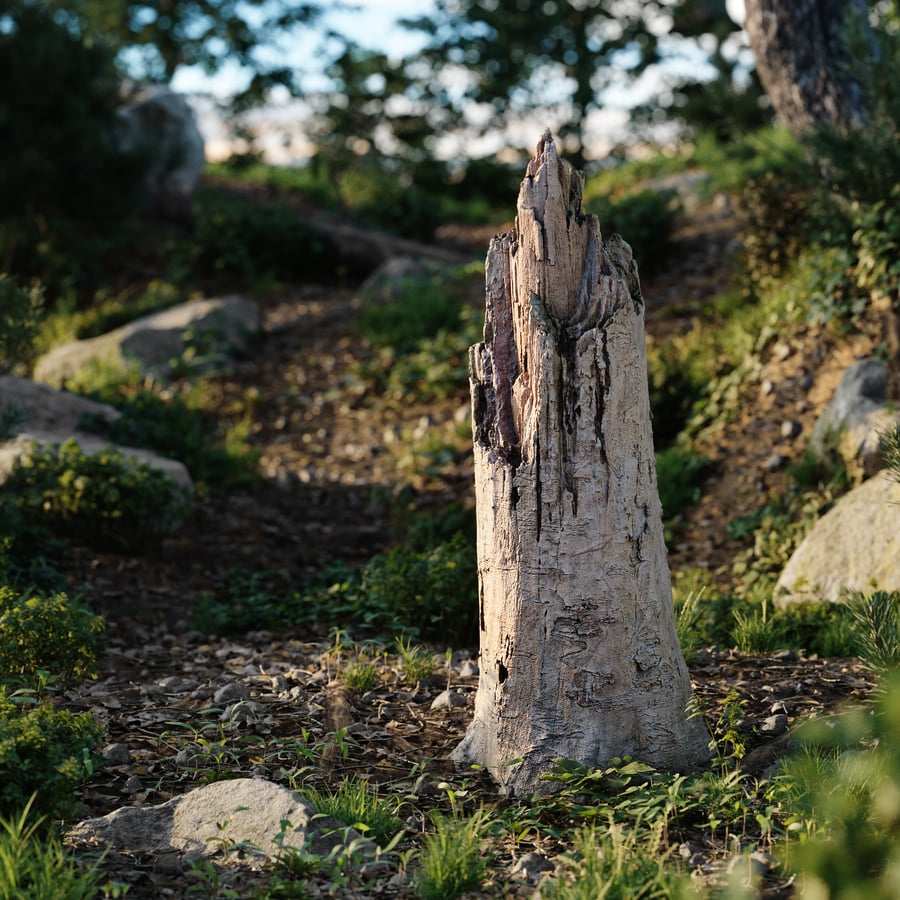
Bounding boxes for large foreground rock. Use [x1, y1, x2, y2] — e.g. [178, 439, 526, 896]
[66, 779, 366, 864]
[810, 359, 900, 483]
[34, 296, 261, 388]
[0, 375, 191, 490]
[775, 472, 900, 604]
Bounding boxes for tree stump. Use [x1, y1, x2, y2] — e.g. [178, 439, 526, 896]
[453, 131, 710, 796]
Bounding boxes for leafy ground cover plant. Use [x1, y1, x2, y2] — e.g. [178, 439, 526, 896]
[0, 587, 103, 687]
[79, 379, 261, 491]
[0, 689, 102, 821]
[163, 187, 345, 290]
[2, 439, 191, 552]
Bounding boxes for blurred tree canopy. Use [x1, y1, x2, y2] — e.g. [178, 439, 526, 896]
[400, 0, 767, 168]
[37, 0, 322, 107]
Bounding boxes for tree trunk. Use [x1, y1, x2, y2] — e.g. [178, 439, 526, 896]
[453, 132, 710, 796]
[743, 0, 871, 137]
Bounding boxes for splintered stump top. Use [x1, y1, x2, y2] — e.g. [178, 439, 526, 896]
[454, 131, 710, 796]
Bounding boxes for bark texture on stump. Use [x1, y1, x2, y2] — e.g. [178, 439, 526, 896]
[744, 0, 870, 137]
[453, 132, 710, 796]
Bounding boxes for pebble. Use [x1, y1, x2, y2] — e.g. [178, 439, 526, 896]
[780, 419, 802, 440]
[764, 453, 789, 470]
[101, 743, 131, 765]
[508, 852, 554, 882]
[761, 714, 789, 736]
[430, 689, 467, 710]
[124, 775, 143, 794]
[213, 681, 251, 705]
[220, 700, 267, 723]
[158, 676, 200, 693]
[458, 660, 479, 677]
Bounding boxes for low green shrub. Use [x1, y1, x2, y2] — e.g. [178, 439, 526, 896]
[586, 189, 680, 275]
[0, 275, 43, 375]
[80, 386, 260, 491]
[191, 569, 299, 636]
[0, 588, 103, 687]
[3, 439, 191, 552]
[0, 689, 102, 821]
[655, 443, 709, 538]
[163, 188, 344, 289]
[320, 532, 478, 646]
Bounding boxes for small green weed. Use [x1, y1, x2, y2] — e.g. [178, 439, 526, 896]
[303, 777, 402, 848]
[415, 807, 491, 900]
[0, 796, 101, 899]
[341, 659, 380, 692]
[846, 590, 900, 675]
[731, 599, 783, 654]
[396, 637, 439, 685]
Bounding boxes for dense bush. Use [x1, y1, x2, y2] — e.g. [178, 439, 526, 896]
[0, 690, 101, 821]
[0, 2, 146, 297]
[586, 189, 681, 275]
[3, 439, 191, 552]
[163, 188, 345, 288]
[0, 588, 103, 687]
[0, 275, 43, 375]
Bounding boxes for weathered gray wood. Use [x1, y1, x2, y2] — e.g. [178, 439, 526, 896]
[453, 131, 710, 795]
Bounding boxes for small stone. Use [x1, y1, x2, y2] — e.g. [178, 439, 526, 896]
[124, 775, 143, 794]
[760, 380, 775, 398]
[780, 420, 802, 440]
[213, 681, 251, 705]
[773, 649, 797, 661]
[692, 648, 713, 665]
[158, 676, 199, 693]
[727, 850, 773, 880]
[761, 714, 789, 736]
[458, 660, 479, 677]
[101, 743, 131, 765]
[430, 690, 467, 710]
[764, 453, 789, 471]
[508, 852, 554, 883]
[770, 701, 789, 715]
[174, 749, 193, 766]
[772, 341, 792, 362]
[221, 700, 267, 723]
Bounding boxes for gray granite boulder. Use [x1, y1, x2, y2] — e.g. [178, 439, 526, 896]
[66, 778, 369, 864]
[775, 472, 900, 605]
[810, 359, 900, 483]
[116, 85, 205, 220]
[33, 295, 260, 388]
[0, 375, 192, 491]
